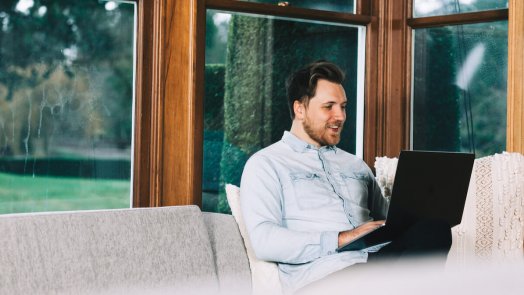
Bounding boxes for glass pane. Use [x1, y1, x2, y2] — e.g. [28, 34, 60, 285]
[203, 10, 365, 213]
[412, 21, 507, 157]
[0, 0, 136, 213]
[235, 0, 355, 14]
[413, 0, 508, 17]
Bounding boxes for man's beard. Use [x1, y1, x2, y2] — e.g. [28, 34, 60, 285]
[303, 117, 343, 147]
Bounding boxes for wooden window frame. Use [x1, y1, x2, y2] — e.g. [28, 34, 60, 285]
[137, 0, 523, 208]
[145, 0, 380, 207]
[507, 0, 524, 152]
[406, 6, 521, 156]
[410, 4, 524, 156]
[206, 0, 371, 24]
[407, 9, 508, 28]
[364, 0, 412, 165]
[371, 3, 513, 160]
[133, 0, 208, 208]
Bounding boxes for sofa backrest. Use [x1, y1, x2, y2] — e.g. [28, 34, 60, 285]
[202, 212, 252, 294]
[0, 206, 220, 294]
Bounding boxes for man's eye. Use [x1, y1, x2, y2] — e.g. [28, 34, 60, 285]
[341, 105, 347, 110]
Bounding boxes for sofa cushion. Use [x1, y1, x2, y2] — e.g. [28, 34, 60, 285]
[202, 212, 252, 294]
[225, 184, 283, 295]
[0, 206, 219, 294]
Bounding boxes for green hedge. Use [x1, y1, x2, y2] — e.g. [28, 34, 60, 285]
[215, 16, 362, 213]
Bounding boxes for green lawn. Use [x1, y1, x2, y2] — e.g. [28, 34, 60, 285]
[0, 172, 130, 214]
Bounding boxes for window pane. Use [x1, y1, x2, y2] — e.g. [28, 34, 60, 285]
[413, 0, 508, 17]
[234, 0, 355, 14]
[0, 1, 136, 213]
[411, 21, 507, 157]
[203, 10, 365, 213]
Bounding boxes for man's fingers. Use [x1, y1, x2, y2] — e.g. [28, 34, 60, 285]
[364, 220, 385, 228]
[339, 220, 387, 246]
[359, 221, 385, 234]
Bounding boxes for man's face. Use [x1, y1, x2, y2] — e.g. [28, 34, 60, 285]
[298, 79, 347, 147]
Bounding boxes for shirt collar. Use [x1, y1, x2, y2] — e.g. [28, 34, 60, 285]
[281, 131, 337, 153]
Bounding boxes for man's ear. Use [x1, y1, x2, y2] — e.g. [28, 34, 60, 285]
[294, 100, 304, 120]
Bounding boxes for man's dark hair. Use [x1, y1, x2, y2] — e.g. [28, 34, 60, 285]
[286, 60, 345, 119]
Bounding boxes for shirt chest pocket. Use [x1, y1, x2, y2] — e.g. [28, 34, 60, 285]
[289, 172, 335, 210]
[340, 172, 369, 206]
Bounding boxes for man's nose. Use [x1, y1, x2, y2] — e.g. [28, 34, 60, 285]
[333, 106, 346, 121]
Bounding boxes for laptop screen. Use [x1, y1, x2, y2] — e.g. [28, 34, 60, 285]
[386, 150, 475, 228]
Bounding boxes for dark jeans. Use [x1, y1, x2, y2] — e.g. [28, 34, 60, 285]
[367, 218, 452, 264]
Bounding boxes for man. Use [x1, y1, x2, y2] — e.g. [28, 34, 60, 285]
[240, 61, 451, 293]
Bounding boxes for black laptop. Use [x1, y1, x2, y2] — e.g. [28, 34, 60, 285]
[336, 150, 475, 252]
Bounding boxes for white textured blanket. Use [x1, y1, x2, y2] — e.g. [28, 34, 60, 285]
[448, 152, 524, 265]
[374, 152, 524, 265]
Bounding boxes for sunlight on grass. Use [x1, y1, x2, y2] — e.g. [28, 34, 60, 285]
[0, 172, 130, 214]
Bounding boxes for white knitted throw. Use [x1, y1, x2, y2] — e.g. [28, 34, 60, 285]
[374, 156, 398, 199]
[374, 152, 524, 265]
[448, 152, 524, 265]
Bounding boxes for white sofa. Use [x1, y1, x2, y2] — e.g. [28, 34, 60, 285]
[0, 206, 252, 294]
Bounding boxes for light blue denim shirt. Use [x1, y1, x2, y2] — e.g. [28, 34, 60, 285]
[240, 131, 389, 292]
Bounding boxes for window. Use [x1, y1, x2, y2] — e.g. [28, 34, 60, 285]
[409, 2, 508, 157]
[411, 21, 508, 157]
[202, 5, 366, 212]
[0, 0, 136, 213]
[413, 0, 508, 17]
[232, 0, 355, 14]
[158, 0, 523, 208]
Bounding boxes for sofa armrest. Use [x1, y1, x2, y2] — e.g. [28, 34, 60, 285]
[203, 212, 252, 294]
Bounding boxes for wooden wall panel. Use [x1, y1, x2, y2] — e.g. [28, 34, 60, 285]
[508, 0, 524, 153]
[364, 0, 411, 165]
[382, 0, 411, 158]
[363, 2, 380, 166]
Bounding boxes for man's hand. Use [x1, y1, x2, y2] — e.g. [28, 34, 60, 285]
[338, 220, 386, 247]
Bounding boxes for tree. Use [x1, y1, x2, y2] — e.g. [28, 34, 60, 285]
[0, 0, 134, 157]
